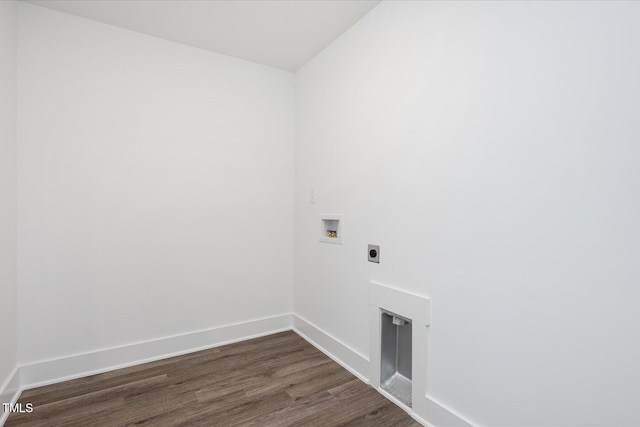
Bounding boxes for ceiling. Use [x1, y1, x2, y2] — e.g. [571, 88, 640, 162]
[24, 0, 381, 72]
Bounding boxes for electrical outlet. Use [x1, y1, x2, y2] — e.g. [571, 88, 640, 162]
[368, 244, 380, 263]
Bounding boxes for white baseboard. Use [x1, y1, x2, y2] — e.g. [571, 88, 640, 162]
[292, 314, 370, 383]
[0, 367, 21, 427]
[424, 395, 476, 427]
[19, 313, 293, 390]
[10, 311, 473, 427]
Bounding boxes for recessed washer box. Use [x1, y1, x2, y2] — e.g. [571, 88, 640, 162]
[319, 214, 342, 244]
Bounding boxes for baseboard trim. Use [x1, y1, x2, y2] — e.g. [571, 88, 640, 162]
[292, 314, 370, 383]
[0, 367, 21, 427]
[13, 312, 474, 427]
[424, 394, 476, 427]
[19, 313, 293, 390]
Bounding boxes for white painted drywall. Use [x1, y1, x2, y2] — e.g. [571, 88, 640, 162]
[294, 1, 640, 425]
[17, 3, 294, 365]
[0, 0, 18, 401]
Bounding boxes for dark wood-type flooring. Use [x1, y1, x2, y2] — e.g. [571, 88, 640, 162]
[6, 331, 420, 426]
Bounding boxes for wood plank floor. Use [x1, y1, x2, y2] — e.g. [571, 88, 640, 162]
[6, 331, 420, 427]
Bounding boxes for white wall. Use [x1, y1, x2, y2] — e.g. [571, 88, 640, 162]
[17, 3, 294, 365]
[295, 1, 640, 426]
[0, 0, 18, 402]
